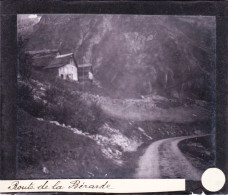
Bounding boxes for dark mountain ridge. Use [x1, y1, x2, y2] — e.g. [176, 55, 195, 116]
[24, 14, 216, 100]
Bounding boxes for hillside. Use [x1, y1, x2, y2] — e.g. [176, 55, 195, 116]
[17, 71, 213, 178]
[82, 92, 210, 123]
[24, 15, 215, 100]
[17, 109, 119, 179]
[17, 14, 215, 179]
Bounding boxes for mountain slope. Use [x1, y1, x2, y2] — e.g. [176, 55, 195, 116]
[24, 15, 216, 100]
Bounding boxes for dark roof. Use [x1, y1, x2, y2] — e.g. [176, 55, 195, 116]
[43, 54, 75, 69]
[26, 49, 59, 56]
[32, 56, 54, 68]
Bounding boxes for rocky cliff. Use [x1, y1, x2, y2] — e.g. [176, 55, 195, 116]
[24, 15, 215, 100]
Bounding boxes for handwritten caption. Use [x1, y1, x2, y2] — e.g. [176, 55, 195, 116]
[8, 180, 111, 191]
[0, 179, 185, 193]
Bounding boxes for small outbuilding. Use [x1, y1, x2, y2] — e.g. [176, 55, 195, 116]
[78, 63, 93, 82]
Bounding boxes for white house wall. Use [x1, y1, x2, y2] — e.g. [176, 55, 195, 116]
[58, 64, 78, 81]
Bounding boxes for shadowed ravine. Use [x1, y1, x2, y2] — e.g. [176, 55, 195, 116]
[135, 134, 211, 180]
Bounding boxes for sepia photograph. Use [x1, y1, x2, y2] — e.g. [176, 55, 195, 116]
[17, 14, 216, 180]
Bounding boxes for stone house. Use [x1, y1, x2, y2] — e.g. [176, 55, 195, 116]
[43, 52, 93, 82]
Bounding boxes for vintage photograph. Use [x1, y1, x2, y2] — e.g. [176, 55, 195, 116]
[17, 14, 216, 180]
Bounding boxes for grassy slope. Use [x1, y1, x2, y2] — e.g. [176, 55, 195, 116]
[17, 70, 213, 179]
[82, 92, 211, 123]
[17, 109, 119, 179]
[33, 70, 212, 125]
[178, 136, 215, 171]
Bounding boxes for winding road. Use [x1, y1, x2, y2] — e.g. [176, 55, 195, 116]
[135, 135, 210, 180]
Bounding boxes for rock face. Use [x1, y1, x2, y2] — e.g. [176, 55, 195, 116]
[17, 15, 41, 37]
[24, 15, 215, 100]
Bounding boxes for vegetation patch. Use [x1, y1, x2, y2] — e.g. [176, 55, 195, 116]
[17, 109, 120, 179]
[178, 136, 215, 171]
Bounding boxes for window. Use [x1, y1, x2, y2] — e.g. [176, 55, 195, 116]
[61, 74, 63, 78]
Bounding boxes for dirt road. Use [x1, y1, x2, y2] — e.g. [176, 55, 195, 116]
[135, 135, 210, 180]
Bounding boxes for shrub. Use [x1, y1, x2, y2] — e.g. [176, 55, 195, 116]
[45, 87, 61, 104]
[18, 83, 46, 117]
[19, 82, 106, 134]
